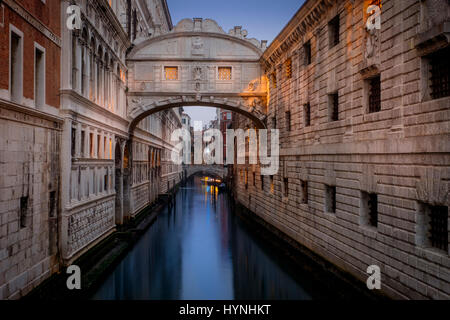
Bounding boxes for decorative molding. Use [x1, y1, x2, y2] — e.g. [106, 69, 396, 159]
[3, 0, 61, 47]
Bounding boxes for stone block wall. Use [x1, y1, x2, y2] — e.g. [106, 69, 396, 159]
[234, 0, 450, 299]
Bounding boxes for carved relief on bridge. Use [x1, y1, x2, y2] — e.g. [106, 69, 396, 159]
[127, 94, 267, 124]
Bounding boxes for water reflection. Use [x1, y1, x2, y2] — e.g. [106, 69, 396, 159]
[92, 177, 329, 300]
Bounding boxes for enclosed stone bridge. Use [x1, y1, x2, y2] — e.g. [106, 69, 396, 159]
[126, 18, 269, 132]
[184, 164, 228, 180]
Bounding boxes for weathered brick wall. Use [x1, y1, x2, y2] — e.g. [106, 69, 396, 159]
[0, 102, 62, 299]
[234, 0, 449, 299]
[0, 2, 60, 108]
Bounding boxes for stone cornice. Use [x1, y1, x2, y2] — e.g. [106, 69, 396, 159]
[60, 89, 129, 127]
[94, 0, 131, 48]
[261, 0, 335, 69]
[0, 98, 63, 129]
[128, 31, 263, 59]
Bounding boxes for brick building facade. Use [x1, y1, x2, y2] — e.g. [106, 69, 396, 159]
[233, 0, 449, 299]
[0, 0, 62, 299]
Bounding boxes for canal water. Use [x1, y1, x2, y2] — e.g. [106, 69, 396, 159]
[91, 176, 362, 300]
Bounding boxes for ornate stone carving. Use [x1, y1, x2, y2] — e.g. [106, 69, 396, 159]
[192, 37, 204, 55]
[193, 66, 202, 80]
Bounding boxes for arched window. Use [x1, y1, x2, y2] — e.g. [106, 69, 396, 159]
[97, 46, 103, 105]
[71, 34, 78, 90]
[89, 38, 96, 101]
[81, 28, 88, 96]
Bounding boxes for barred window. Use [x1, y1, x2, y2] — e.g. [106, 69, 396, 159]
[369, 75, 381, 113]
[304, 41, 311, 65]
[164, 66, 178, 80]
[285, 58, 292, 79]
[304, 103, 311, 127]
[361, 192, 379, 228]
[285, 111, 291, 131]
[218, 67, 232, 80]
[301, 180, 308, 204]
[271, 72, 277, 88]
[325, 185, 336, 213]
[329, 93, 339, 122]
[429, 205, 448, 252]
[329, 15, 340, 48]
[284, 178, 289, 197]
[429, 46, 450, 100]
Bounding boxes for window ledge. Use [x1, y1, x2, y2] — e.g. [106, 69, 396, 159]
[416, 21, 450, 55]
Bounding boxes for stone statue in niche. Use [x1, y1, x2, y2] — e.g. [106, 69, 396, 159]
[365, 25, 380, 59]
[195, 82, 201, 91]
[192, 37, 204, 55]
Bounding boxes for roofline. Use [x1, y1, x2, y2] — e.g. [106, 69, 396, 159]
[262, 0, 333, 66]
[161, 0, 173, 30]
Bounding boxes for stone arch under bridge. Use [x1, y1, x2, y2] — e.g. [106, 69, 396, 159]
[126, 18, 269, 131]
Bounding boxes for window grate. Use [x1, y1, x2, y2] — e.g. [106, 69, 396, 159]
[369, 76, 381, 113]
[285, 111, 291, 131]
[304, 103, 311, 127]
[304, 41, 311, 65]
[285, 59, 292, 79]
[164, 66, 178, 80]
[218, 67, 232, 80]
[429, 206, 448, 252]
[368, 194, 378, 227]
[301, 180, 308, 204]
[330, 93, 339, 121]
[430, 47, 450, 100]
[326, 185, 336, 213]
[329, 15, 340, 47]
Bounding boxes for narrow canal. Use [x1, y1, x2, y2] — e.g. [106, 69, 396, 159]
[91, 176, 367, 300]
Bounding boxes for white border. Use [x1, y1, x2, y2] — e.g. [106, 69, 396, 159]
[9, 23, 24, 104]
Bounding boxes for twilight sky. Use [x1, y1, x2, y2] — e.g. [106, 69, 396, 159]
[167, 0, 305, 124]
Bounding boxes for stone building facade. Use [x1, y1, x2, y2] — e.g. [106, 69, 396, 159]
[0, 0, 62, 299]
[233, 0, 449, 299]
[0, 0, 181, 299]
[60, 0, 181, 266]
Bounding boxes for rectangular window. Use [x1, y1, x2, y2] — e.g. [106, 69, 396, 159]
[270, 175, 274, 194]
[301, 180, 308, 204]
[285, 58, 292, 79]
[304, 41, 311, 65]
[261, 175, 264, 191]
[244, 169, 248, 190]
[164, 66, 178, 80]
[10, 31, 23, 103]
[418, 203, 448, 252]
[253, 172, 256, 187]
[361, 192, 378, 228]
[304, 103, 311, 127]
[35, 47, 45, 108]
[104, 137, 107, 159]
[90, 133, 94, 158]
[429, 46, 450, 100]
[272, 116, 277, 129]
[71, 128, 76, 157]
[80, 130, 85, 156]
[218, 67, 232, 80]
[283, 178, 289, 197]
[97, 135, 101, 158]
[329, 15, 340, 48]
[271, 72, 277, 88]
[20, 196, 28, 228]
[328, 93, 339, 122]
[368, 75, 381, 113]
[325, 185, 336, 213]
[285, 111, 291, 131]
